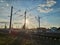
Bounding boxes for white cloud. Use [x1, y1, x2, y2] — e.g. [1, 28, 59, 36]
[37, 0, 56, 13]
[6, 3, 9, 7]
[0, 0, 4, 3]
[46, 0, 56, 7]
[39, 4, 46, 7]
[1, 7, 4, 9]
[37, 7, 53, 13]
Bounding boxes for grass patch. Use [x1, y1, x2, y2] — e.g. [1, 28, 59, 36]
[0, 33, 14, 45]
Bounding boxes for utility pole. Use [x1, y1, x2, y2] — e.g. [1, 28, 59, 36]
[5, 23, 7, 29]
[24, 11, 26, 29]
[23, 11, 26, 29]
[9, 6, 13, 29]
[38, 16, 40, 29]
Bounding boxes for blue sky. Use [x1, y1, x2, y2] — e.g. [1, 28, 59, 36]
[0, 0, 60, 28]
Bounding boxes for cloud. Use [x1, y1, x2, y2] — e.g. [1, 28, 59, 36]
[37, 7, 53, 13]
[6, 3, 9, 7]
[37, 0, 56, 13]
[0, 0, 4, 3]
[46, 0, 56, 7]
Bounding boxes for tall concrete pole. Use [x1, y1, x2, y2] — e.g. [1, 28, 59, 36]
[24, 11, 26, 29]
[38, 16, 40, 29]
[9, 6, 13, 29]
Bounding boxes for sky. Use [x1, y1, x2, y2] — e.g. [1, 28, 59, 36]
[0, 0, 60, 28]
